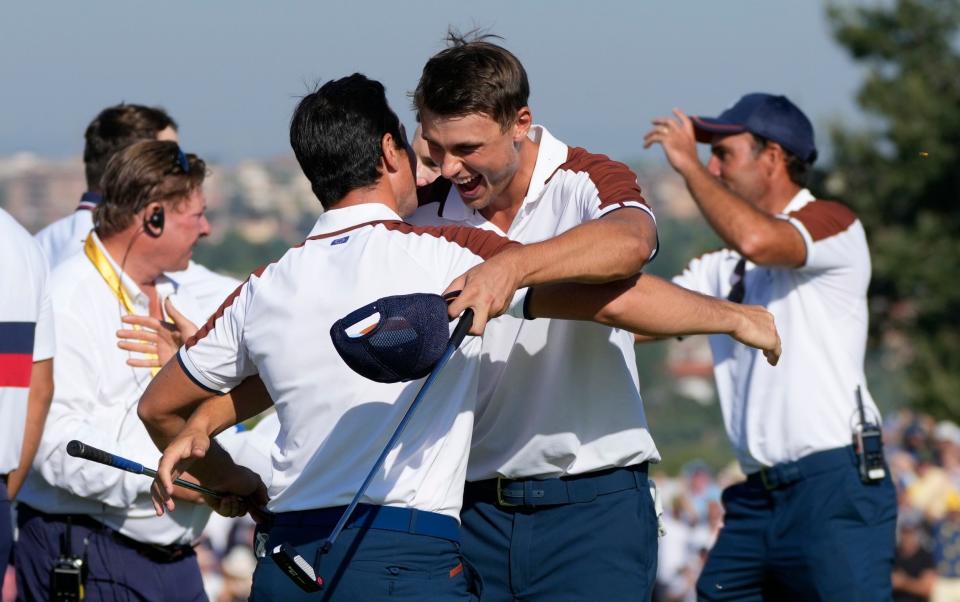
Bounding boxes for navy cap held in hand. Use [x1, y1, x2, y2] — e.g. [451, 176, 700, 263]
[330, 293, 451, 383]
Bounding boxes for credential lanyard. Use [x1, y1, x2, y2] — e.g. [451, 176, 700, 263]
[83, 233, 161, 377]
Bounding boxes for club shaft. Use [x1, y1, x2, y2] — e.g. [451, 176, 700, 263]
[139, 466, 224, 499]
[325, 309, 474, 548]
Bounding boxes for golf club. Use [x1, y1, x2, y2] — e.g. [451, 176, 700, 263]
[272, 308, 474, 591]
[66, 439, 224, 499]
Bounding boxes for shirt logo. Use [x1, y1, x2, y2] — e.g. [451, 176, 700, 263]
[331, 236, 349, 246]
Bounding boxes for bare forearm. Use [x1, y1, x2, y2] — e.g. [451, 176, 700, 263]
[8, 359, 54, 498]
[512, 210, 657, 286]
[680, 163, 777, 253]
[530, 273, 741, 337]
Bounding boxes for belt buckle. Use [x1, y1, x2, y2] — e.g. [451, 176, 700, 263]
[496, 477, 519, 507]
[759, 468, 776, 491]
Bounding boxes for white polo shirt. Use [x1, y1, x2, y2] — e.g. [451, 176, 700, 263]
[672, 189, 879, 474]
[410, 125, 661, 480]
[34, 195, 240, 317]
[0, 208, 55, 475]
[18, 232, 213, 545]
[179, 202, 523, 518]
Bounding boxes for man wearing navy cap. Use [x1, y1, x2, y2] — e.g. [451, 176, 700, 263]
[644, 94, 896, 601]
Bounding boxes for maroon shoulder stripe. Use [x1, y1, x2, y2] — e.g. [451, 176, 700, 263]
[788, 200, 857, 242]
[184, 264, 267, 350]
[551, 147, 648, 211]
[379, 221, 518, 260]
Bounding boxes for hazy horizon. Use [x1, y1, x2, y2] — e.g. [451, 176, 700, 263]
[1, 1, 866, 165]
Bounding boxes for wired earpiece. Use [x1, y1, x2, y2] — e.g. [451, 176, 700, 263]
[144, 206, 164, 238]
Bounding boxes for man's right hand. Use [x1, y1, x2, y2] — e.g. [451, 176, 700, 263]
[151, 428, 268, 520]
[731, 304, 782, 366]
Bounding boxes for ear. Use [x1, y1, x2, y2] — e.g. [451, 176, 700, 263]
[763, 142, 787, 178]
[512, 107, 533, 142]
[380, 132, 405, 173]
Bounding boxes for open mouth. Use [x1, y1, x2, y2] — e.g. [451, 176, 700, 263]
[454, 173, 483, 197]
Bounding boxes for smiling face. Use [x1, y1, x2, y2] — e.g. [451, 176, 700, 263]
[420, 108, 531, 211]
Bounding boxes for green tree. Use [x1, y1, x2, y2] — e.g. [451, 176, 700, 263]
[827, 0, 960, 417]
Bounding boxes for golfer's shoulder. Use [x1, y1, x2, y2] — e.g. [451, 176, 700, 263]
[377, 220, 517, 261]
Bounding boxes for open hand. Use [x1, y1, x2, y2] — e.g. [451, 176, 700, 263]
[118, 297, 198, 368]
[643, 109, 701, 175]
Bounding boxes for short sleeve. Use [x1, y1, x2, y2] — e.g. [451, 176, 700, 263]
[557, 148, 655, 224]
[178, 277, 258, 394]
[782, 200, 862, 272]
[33, 262, 55, 361]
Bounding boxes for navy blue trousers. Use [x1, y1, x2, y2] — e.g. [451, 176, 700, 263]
[697, 447, 897, 601]
[0, 478, 11, 593]
[460, 468, 658, 601]
[251, 510, 480, 601]
[15, 505, 205, 602]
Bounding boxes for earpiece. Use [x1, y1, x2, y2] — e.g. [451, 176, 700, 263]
[144, 206, 164, 238]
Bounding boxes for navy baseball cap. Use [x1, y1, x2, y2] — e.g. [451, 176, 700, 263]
[330, 293, 452, 383]
[692, 93, 818, 163]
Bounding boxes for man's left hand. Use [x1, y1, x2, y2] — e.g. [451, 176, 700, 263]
[444, 250, 524, 336]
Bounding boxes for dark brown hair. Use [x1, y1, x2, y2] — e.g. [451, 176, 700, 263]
[94, 140, 205, 238]
[751, 134, 811, 187]
[84, 103, 178, 191]
[413, 30, 529, 131]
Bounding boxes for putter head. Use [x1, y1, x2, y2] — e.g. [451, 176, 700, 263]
[330, 293, 451, 383]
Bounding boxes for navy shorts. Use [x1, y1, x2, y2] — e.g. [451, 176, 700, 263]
[251, 504, 480, 601]
[461, 463, 658, 601]
[697, 446, 897, 601]
[15, 504, 205, 602]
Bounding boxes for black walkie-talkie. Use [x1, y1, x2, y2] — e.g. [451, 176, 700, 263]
[853, 386, 886, 483]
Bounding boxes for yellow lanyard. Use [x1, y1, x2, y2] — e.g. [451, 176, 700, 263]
[83, 233, 161, 376]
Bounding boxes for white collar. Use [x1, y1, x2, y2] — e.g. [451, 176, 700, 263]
[781, 188, 816, 215]
[90, 231, 176, 306]
[308, 203, 402, 237]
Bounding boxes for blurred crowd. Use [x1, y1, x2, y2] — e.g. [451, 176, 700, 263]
[651, 410, 960, 602]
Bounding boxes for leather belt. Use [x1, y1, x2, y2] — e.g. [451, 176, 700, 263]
[466, 463, 649, 508]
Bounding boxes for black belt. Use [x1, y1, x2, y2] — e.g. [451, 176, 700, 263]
[466, 463, 649, 508]
[746, 446, 858, 491]
[19, 504, 195, 564]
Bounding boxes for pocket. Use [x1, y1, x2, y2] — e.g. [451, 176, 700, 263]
[842, 470, 897, 527]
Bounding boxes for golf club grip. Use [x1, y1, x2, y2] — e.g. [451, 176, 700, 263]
[66, 440, 144, 474]
[449, 309, 474, 349]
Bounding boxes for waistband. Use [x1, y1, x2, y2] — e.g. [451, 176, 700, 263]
[746, 446, 859, 491]
[17, 504, 195, 563]
[267, 504, 460, 543]
[466, 462, 649, 508]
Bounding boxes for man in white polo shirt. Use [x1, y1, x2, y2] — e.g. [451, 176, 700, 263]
[0, 208, 55, 593]
[410, 34, 664, 600]
[135, 74, 782, 601]
[14, 140, 247, 601]
[34, 103, 239, 318]
[644, 93, 896, 601]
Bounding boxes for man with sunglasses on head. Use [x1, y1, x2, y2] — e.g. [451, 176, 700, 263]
[643, 93, 896, 601]
[35, 103, 240, 318]
[15, 141, 253, 601]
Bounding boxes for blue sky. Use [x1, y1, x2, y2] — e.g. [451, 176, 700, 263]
[0, 1, 865, 164]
